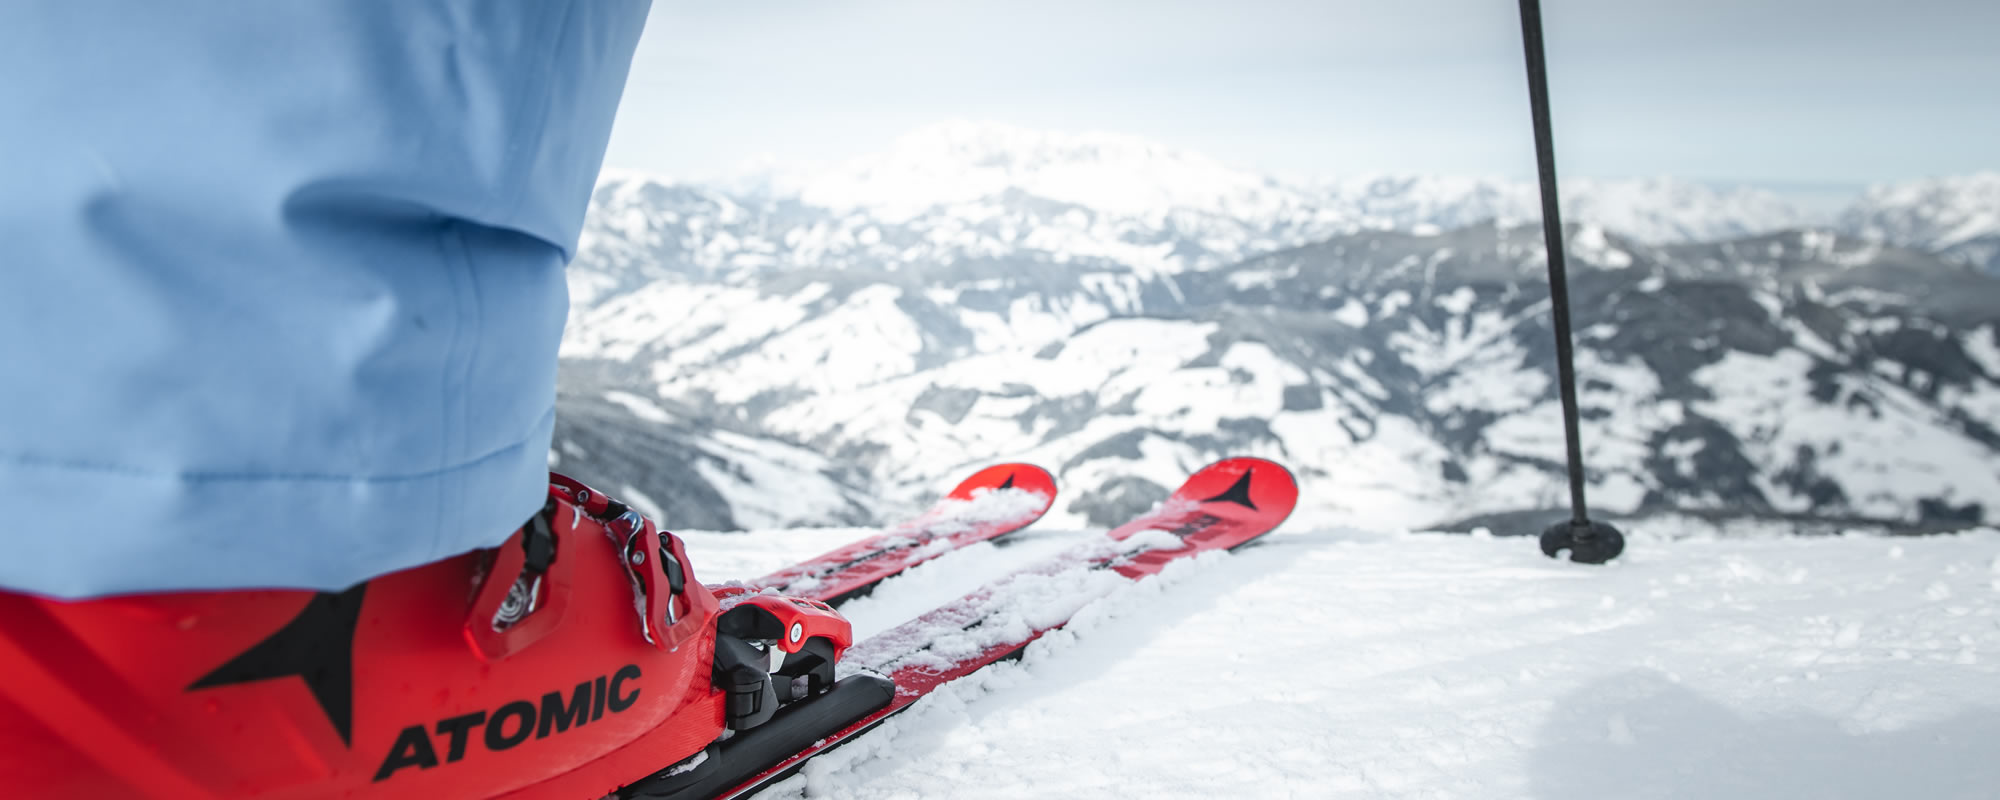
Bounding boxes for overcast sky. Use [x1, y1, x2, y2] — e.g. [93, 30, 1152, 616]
[603, 0, 1998, 190]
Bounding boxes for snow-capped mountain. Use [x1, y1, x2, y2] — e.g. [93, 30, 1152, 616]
[793, 120, 1319, 226]
[1560, 176, 1815, 245]
[550, 123, 2000, 533]
[570, 123, 1822, 306]
[1839, 173, 2000, 275]
[549, 362, 883, 531]
[791, 122, 1819, 243]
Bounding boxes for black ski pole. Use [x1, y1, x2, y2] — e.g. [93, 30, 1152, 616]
[1518, 0, 1624, 564]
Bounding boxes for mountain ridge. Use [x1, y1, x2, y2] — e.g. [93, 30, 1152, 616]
[554, 123, 2000, 532]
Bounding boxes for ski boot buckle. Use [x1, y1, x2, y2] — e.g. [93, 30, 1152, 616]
[463, 497, 573, 663]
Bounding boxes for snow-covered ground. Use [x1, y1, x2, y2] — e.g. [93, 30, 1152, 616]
[677, 521, 2000, 799]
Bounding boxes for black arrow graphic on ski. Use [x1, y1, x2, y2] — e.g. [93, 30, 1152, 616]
[1199, 468, 1258, 510]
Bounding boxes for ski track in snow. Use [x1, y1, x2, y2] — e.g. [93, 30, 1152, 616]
[677, 523, 2000, 799]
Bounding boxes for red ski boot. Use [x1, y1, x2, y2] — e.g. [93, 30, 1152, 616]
[0, 474, 892, 799]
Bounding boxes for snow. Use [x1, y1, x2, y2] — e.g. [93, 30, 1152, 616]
[697, 435, 852, 529]
[618, 484, 668, 523]
[910, 487, 1052, 538]
[604, 390, 672, 424]
[1966, 326, 2000, 378]
[796, 120, 1315, 227]
[1419, 321, 1546, 417]
[562, 126, 2000, 566]
[1434, 285, 1478, 315]
[1387, 305, 1519, 379]
[1692, 350, 2000, 516]
[1840, 172, 2000, 250]
[1377, 290, 1411, 319]
[674, 522, 2000, 800]
[1332, 297, 1370, 328]
[1563, 177, 1810, 244]
[1225, 268, 1283, 291]
[574, 126, 1859, 322]
[1662, 436, 1706, 477]
[1570, 223, 1634, 268]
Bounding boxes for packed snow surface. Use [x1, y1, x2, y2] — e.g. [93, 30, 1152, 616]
[904, 486, 1051, 538]
[676, 521, 2000, 799]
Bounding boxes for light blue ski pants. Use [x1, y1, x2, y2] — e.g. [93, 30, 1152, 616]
[0, 1, 652, 597]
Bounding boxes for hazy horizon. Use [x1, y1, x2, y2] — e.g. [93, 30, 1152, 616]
[603, 0, 1998, 206]
[604, 116, 1897, 216]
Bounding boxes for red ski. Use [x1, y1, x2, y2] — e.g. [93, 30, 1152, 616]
[746, 463, 1058, 606]
[625, 457, 1298, 800]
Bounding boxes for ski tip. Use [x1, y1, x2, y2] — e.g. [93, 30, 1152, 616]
[1174, 457, 1300, 524]
[945, 463, 1058, 510]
